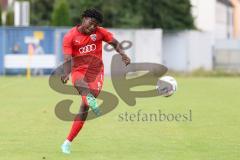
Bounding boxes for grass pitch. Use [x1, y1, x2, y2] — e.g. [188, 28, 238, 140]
[0, 76, 239, 160]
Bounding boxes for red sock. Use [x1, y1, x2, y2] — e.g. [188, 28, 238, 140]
[67, 116, 85, 142]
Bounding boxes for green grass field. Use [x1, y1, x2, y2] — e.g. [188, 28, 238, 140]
[0, 76, 240, 160]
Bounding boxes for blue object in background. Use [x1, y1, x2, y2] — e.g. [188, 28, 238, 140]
[5, 27, 55, 54]
[0, 27, 5, 74]
[0, 26, 70, 75]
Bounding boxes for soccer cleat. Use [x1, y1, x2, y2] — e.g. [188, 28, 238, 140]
[61, 141, 71, 154]
[86, 93, 101, 116]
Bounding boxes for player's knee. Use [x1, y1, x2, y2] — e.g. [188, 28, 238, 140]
[74, 79, 88, 95]
[79, 112, 88, 121]
[74, 79, 87, 87]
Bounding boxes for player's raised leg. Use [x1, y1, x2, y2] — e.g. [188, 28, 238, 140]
[61, 78, 100, 154]
[74, 78, 101, 116]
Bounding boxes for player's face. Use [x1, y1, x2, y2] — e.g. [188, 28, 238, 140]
[81, 17, 98, 35]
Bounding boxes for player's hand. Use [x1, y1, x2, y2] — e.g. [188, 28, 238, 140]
[61, 74, 69, 84]
[120, 53, 131, 66]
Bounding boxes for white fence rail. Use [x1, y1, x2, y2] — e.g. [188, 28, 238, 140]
[4, 54, 57, 69]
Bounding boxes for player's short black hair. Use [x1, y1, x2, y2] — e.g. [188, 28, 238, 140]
[81, 8, 103, 24]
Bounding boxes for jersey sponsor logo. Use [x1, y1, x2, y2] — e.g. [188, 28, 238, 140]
[79, 44, 96, 54]
[90, 34, 97, 41]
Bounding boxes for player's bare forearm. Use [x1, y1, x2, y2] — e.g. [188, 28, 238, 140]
[109, 38, 131, 65]
[61, 54, 72, 83]
[110, 38, 124, 54]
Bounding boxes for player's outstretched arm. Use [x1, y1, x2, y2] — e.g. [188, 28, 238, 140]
[109, 38, 131, 66]
[61, 54, 72, 84]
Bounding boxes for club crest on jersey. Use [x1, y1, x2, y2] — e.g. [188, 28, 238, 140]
[90, 34, 97, 41]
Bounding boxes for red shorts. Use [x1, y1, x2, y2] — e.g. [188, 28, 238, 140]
[71, 68, 104, 97]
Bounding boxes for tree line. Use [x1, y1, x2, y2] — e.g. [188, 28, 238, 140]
[1, 0, 195, 30]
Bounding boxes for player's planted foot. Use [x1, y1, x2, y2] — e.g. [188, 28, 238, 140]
[61, 140, 71, 154]
[86, 93, 101, 116]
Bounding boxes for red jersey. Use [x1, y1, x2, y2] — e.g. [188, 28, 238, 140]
[63, 25, 113, 72]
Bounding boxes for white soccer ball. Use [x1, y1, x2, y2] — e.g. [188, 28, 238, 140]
[156, 76, 177, 97]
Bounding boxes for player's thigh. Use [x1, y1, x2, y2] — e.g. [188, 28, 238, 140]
[72, 71, 88, 93]
[71, 71, 85, 85]
[72, 70, 104, 97]
[88, 71, 104, 97]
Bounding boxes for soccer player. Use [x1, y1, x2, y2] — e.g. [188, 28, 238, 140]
[60, 8, 131, 154]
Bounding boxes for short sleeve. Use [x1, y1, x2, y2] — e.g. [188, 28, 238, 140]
[99, 27, 114, 43]
[62, 30, 73, 55]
